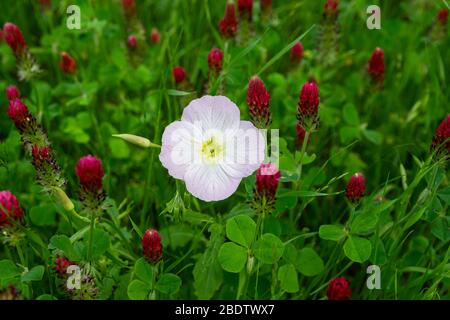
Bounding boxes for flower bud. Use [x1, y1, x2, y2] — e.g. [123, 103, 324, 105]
[2, 23, 27, 56]
[0, 190, 23, 227]
[368, 47, 384, 85]
[52, 187, 74, 211]
[150, 28, 161, 43]
[60, 52, 77, 74]
[112, 134, 159, 148]
[76, 155, 105, 191]
[208, 48, 224, 73]
[219, 3, 238, 38]
[247, 76, 271, 128]
[238, 0, 253, 21]
[431, 114, 450, 156]
[327, 277, 352, 300]
[5, 85, 20, 101]
[172, 66, 186, 84]
[297, 81, 320, 129]
[290, 41, 303, 64]
[323, 0, 338, 20]
[55, 255, 74, 276]
[437, 9, 449, 26]
[255, 163, 281, 203]
[127, 35, 137, 48]
[346, 173, 366, 203]
[142, 229, 163, 264]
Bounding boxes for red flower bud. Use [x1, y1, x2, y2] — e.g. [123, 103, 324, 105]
[75, 155, 105, 191]
[327, 277, 352, 300]
[55, 255, 74, 276]
[7, 99, 29, 127]
[323, 0, 339, 19]
[290, 41, 304, 64]
[208, 48, 224, 73]
[60, 52, 77, 74]
[2, 23, 27, 56]
[5, 85, 20, 101]
[247, 76, 271, 128]
[142, 229, 163, 264]
[219, 3, 238, 38]
[431, 114, 450, 155]
[298, 81, 320, 128]
[0, 190, 23, 227]
[437, 9, 449, 26]
[238, 0, 253, 21]
[368, 47, 384, 85]
[122, 0, 135, 17]
[172, 66, 186, 84]
[150, 28, 161, 43]
[255, 163, 281, 202]
[32, 145, 50, 165]
[127, 35, 137, 48]
[346, 173, 366, 203]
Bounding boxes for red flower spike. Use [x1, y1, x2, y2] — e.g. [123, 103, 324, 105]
[247, 76, 271, 128]
[368, 47, 384, 85]
[290, 41, 304, 64]
[437, 9, 449, 26]
[60, 52, 77, 74]
[219, 3, 238, 38]
[172, 66, 186, 84]
[208, 48, 224, 73]
[2, 23, 27, 56]
[127, 35, 137, 48]
[431, 114, 450, 155]
[32, 145, 50, 165]
[75, 155, 105, 191]
[5, 85, 20, 101]
[150, 28, 161, 43]
[55, 255, 74, 276]
[297, 81, 320, 128]
[255, 163, 281, 201]
[323, 0, 339, 19]
[142, 229, 163, 264]
[346, 173, 366, 203]
[327, 277, 352, 300]
[7, 99, 29, 127]
[238, 0, 253, 21]
[122, 0, 135, 17]
[0, 190, 23, 227]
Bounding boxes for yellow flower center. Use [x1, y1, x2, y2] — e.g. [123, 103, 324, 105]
[201, 137, 223, 162]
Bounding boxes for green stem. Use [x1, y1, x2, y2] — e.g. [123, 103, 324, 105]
[87, 211, 96, 262]
[16, 241, 26, 267]
[297, 130, 310, 184]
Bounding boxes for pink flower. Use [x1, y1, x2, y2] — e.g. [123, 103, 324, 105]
[142, 229, 163, 264]
[150, 28, 161, 43]
[247, 76, 271, 128]
[2, 23, 27, 56]
[60, 52, 77, 74]
[219, 3, 238, 38]
[431, 114, 450, 155]
[7, 99, 29, 127]
[327, 277, 352, 300]
[208, 48, 224, 73]
[346, 173, 366, 203]
[75, 155, 105, 191]
[255, 163, 281, 202]
[159, 95, 265, 201]
[127, 35, 137, 48]
[5, 85, 20, 101]
[368, 47, 384, 85]
[172, 66, 186, 84]
[290, 42, 304, 64]
[0, 190, 23, 227]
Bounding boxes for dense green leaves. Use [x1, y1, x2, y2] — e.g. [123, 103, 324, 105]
[226, 215, 256, 248]
[295, 248, 324, 276]
[319, 225, 346, 241]
[278, 264, 299, 293]
[344, 236, 372, 263]
[218, 242, 248, 273]
[254, 234, 284, 264]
